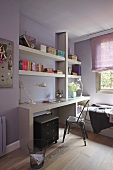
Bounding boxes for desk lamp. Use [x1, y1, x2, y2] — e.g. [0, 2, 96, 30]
[20, 82, 46, 104]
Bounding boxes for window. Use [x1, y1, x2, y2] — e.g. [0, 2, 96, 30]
[101, 70, 113, 89]
[91, 33, 113, 93]
[96, 70, 113, 93]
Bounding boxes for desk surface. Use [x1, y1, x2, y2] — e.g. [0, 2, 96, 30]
[19, 96, 90, 113]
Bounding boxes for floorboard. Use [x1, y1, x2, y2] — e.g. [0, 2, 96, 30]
[0, 126, 113, 170]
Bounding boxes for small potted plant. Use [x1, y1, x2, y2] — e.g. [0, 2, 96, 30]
[68, 82, 81, 98]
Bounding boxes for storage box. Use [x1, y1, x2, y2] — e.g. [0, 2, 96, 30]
[34, 114, 59, 145]
[54, 70, 63, 74]
[44, 68, 53, 73]
[40, 44, 46, 52]
[72, 65, 81, 75]
[47, 47, 56, 55]
[68, 55, 77, 60]
[57, 50, 65, 57]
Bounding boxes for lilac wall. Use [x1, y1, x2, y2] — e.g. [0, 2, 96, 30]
[0, 0, 58, 145]
[20, 16, 55, 47]
[0, 0, 59, 146]
[0, 0, 19, 144]
[75, 39, 113, 105]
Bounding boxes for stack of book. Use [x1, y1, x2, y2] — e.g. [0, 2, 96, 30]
[19, 60, 44, 72]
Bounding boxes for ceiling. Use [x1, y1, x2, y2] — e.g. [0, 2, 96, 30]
[15, 0, 113, 41]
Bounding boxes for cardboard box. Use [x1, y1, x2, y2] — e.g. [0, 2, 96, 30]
[40, 44, 46, 52]
[54, 70, 63, 74]
[47, 47, 56, 55]
[44, 68, 53, 73]
[68, 55, 77, 60]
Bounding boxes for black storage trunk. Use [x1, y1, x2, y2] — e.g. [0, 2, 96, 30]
[34, 114, 59, 145]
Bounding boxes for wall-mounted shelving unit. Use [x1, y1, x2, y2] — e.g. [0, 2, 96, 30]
[19, 32, 82, 100]
[55, 32, 82, 99]
[19, 45, 65, 78]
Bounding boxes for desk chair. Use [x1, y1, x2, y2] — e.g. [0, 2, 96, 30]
[62, 100, 89, 146]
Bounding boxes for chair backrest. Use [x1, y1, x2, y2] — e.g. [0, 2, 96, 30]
[77, 100, 90, 123]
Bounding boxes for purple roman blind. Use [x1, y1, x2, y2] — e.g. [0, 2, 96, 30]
[91, 33, 113, 71]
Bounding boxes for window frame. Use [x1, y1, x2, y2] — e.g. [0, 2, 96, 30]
[96, 72, 113, 94]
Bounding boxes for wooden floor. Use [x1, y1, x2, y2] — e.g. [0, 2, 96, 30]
[0, 126, 113, 170]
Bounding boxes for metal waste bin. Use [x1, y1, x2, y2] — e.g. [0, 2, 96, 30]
[27, 139, 48, 169]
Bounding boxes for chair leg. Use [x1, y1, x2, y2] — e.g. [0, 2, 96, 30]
[67, 125, 70, 134]
[85, 128, 88, 139]
[79, 123, 87, 146]
[62, 121, 68, 143]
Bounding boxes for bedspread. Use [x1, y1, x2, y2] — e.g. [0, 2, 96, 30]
[88, 105, 113, 134]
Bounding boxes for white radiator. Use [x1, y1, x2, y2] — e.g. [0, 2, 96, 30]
[0, 116, 6, 157]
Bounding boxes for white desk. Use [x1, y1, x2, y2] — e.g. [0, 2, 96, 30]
[19, 96, 90, 150]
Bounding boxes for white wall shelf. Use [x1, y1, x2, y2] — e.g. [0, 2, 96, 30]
[19, 45, 65, 61]
[19, 70, 65, 77]
[68, 59, 81, 65]
[68, 75, 81, 79]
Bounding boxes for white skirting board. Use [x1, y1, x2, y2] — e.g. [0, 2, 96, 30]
[6, 140, 20, 154]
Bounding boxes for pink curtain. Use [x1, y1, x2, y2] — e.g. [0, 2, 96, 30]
[91, 33, 113, 71]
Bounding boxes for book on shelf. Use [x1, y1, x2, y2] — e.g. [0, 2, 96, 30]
[28, 61, 32, 71]
[36, 64, 42, 72]
[19, 60, 28, 71]
[19, 59, 45, 72]
[19, 35, 31, 47]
